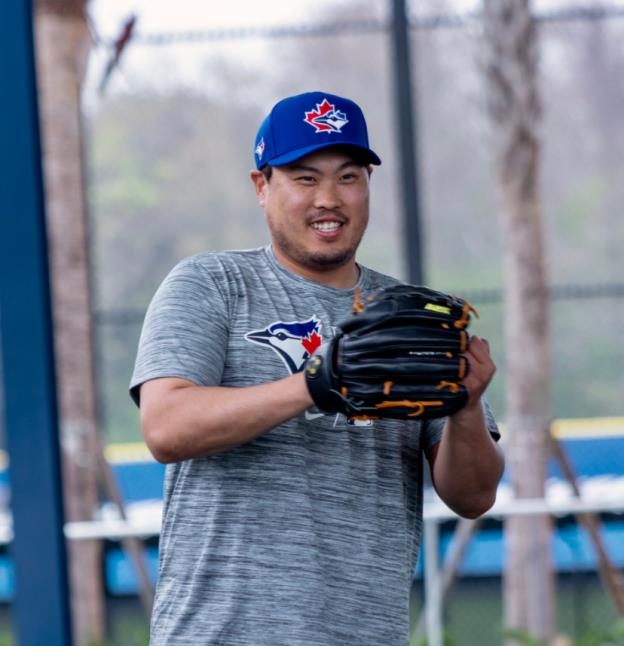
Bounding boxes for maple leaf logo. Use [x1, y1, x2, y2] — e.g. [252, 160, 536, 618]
[301, 330, 321, 356]
[304, 98, 349, 133]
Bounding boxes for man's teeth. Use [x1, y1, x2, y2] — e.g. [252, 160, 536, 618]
[312, 221, 341, 232]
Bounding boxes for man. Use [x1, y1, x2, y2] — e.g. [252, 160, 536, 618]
[131, 91, 504, 645]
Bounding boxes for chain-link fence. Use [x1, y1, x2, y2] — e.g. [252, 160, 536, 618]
[48, 417, 624, 644]
[405, 414, 624, 644]
[86, 1, 624, 445]
[80, 1, 624, 642]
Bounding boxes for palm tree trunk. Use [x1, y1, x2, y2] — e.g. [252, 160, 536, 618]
[481, 1, 555, 642]
[34, 1, 105, 643]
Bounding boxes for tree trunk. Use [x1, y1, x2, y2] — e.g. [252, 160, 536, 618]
[34, 1, 106, 644]
[481, 1, 555, 643]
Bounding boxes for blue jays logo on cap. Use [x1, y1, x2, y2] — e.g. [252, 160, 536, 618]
[304, 98, 349, 133]
[254, 91, 382, 170]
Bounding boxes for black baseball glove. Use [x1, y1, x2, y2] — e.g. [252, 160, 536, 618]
[304, 285, 476, 420]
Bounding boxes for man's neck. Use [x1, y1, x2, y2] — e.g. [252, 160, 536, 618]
[271, 248, 360, 289]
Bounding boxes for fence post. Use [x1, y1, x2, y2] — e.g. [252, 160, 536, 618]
[0, 0, 73, 643]
[424, 517, 443, 646]
[390, 0, 425, 285]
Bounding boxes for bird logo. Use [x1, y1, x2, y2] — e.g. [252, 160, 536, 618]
[255, 137, 265, 161]
[244, 317, 323, 374]
[304, 98, 349, 133]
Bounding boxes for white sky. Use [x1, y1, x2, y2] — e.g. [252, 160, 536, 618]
[90, 0, 355, 35]
[89, 0, 622, 37]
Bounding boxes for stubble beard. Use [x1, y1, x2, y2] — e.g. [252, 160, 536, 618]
[273, 230, 358, 273]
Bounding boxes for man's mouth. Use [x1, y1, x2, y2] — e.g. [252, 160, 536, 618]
[311, 221, 343, 233]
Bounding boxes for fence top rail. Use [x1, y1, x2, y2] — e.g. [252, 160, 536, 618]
[0, 494, 620, 544]
[423, 494, 624, 522]
[61, 494, 624, 541]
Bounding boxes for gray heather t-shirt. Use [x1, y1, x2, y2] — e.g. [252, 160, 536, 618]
[131, 246, 497, 646]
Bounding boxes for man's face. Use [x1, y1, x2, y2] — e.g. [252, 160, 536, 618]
[251, 149, 372, 283]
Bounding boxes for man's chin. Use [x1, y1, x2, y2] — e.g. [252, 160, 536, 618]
[307, 250, 355, 271]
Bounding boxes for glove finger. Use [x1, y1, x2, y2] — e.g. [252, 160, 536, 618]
[342, 327, 468, 355]
[340, 358, 467, 381]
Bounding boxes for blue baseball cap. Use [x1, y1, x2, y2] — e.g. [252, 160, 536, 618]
[254, 91, 382, 170]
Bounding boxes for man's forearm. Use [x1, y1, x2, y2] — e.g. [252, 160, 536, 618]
[430, 400, 505, 518]
[139, 372, 314, 463]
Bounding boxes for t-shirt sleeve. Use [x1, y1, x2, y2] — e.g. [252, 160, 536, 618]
[129, 256, 229, 406]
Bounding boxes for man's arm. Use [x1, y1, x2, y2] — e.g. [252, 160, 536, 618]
[427, 336, 505, 518]
[139, 372, 314, 463]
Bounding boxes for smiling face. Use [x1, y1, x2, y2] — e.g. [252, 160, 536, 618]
[250, 149, 372, 288]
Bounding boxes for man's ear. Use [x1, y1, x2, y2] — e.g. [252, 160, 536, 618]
[250, 170, 267, 207]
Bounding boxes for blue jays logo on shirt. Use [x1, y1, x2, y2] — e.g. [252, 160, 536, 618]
[245, 317, 322, 374]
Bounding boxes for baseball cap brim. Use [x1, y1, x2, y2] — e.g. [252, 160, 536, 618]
[268, 142, 382, 168]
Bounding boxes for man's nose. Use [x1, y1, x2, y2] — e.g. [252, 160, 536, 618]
[313, 181, 342, 210]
